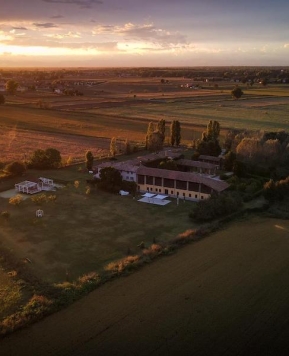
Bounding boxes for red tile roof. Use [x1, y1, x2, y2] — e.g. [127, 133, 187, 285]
[199, 155, 222, 162]
[177, 159, 217, 170]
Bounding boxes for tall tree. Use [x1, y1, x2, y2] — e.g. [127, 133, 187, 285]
[6, 80, 19, 95]
[203, 120, 220, 142]
[145, 122, 155, 150]
[170, 121, 176, 146]
[170, 120, 181, 146]
[175, 120, 181, 146]
[110, 137, 117, 157]
[124, 139, 131, 155]
[148, 131, 163, 152]
[157, 119, 166, 144]
[85, 150, 94, 170]
[197, 120, 221, 156]
[0, 94, 5, 105]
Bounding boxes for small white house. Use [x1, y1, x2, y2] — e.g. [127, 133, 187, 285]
[94, 162, 138, 182]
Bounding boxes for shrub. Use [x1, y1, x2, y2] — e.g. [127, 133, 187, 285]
[47, 194, 57, 202]
[105, 255, 141, 274]
[22, 295, 53, 316]
[171, 229, 196, 245]
[31, 193, 48, 204]
[66, 157, 73, 166]
[263, 176, 289, 201]
[190, 192, 243, 222]
[142, 244, 163, 259]
[0, 295, 53, 336]
[4, 161, 26, 176]
[1, 211, 10, 219]
[9, 195, 23, 206]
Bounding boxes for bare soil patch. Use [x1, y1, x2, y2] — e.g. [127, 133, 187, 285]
[1, 216, 289, 356]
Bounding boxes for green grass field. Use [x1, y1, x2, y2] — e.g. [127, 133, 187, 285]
[0, 177, 196, 284]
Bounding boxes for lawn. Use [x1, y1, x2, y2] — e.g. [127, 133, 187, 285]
[0, 179, 196, 284]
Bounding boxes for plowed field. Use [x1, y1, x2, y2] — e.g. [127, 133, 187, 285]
[2, 216, 289, 356]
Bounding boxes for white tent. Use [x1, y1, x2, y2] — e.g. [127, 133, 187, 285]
[142, 193, 156, 198]
[154, 194, 168, 200]
[138, 197, 171, 206]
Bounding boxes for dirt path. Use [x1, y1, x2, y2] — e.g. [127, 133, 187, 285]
[1, 216, 289, 356]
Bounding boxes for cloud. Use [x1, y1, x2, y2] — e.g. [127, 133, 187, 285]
[52, 41, 118, 51]
[0, 31, 14, 42]
[12, 26, 28, 30]
[0, 32, 118, 52]
[45, 31, 81, 40]
[284, 44, 289, 48]
[93, 23, 188, 49]
[33, 22, 58, 28]
[50, 15, 64, 19]
[42, 0, 103, 8]
[45, 31, 82, 39]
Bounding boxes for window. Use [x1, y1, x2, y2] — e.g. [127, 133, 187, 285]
[171, 190, 173, 194]
[156, 188, 158, 191]
[195, 194, 197, 198]
[183, 193, 185, 197]
[201, 196, 204, 199]
[138, 175, 145, 184]
[150, 187, 153, 191]
[155, 177, 162, 186]
[189, 194, 191, 198]
[176, 180, 187, 190]
[189, 182, 199, 192]
[159, 189, 161, 192]
[146, 176, 153, 185]
[164, 178, 174, 188]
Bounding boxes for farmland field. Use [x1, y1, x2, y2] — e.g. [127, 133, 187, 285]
[1, 216, 289, 355]
[2, 78, 289, 163]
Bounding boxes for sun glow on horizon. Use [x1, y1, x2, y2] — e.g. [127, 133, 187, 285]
[0, 45, 105, 57]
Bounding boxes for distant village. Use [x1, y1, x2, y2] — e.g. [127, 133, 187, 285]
[0, 67, 288, 95]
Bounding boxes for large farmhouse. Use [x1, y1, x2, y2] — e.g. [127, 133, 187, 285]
[94, 150, 229, 201]
[137, 166, 228, 201]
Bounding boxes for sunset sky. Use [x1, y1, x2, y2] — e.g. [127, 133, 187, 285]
[1, 0, 289, 67]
